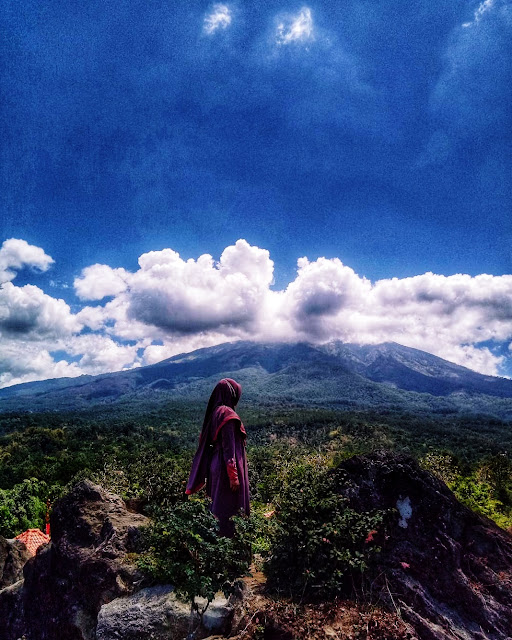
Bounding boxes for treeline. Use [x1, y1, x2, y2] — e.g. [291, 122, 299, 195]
[0, 404, 511, 539]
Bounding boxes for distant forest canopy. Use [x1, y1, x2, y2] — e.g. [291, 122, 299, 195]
[0, 399, 511, 539]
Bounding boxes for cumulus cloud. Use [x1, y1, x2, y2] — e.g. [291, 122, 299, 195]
[277, 265, 512, 375]
[2, 237, 512, 387]
[74, 264, 129, 300]
[0, 283, 80, 338]
[285, 257, 371, 335]
[0, 239, 142, 388]
[0, 334, 140, 388]
[142, 332, 234, 365]
[0, 342, 82, 388]
[276, 7, 314, 45]
[0, 238, 54, 283]
[64, 334, 140, 373]
[204, 4, 232, 35]
[93, 239, 275, 336]
[71, 239, 512, 376]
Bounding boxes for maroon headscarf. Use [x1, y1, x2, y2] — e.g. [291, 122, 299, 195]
[186, 378, 245, 495]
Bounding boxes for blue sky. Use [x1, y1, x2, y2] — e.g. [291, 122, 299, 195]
[1, 0, 511, 386]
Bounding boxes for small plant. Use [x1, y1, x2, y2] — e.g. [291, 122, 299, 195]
[420, 452, 460, 485]
[264, 463, 388, 598]
[138, 497, 252, 619]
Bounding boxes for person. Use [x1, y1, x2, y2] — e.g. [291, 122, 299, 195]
[186, 378, 250, 537]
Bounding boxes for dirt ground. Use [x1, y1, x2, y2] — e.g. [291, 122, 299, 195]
[227, 566, 416, 640]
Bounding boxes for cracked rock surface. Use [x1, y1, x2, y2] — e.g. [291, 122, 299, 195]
[335, 451, 512, 640]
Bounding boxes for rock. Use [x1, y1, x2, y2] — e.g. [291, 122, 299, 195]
[0, 536, 31, 589]
[96, 585, 190, 640]
[0, 480, 232, 640]
[96, 585, 233, 640]
[335, 451, 512, 640]
[198, 594, 232, 634]
[0, 480, 150, 640]
[0, 578, 25, 640]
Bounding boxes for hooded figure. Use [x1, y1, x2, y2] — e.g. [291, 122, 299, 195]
[186, 378, 250, 537]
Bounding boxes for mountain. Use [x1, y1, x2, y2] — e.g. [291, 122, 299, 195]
[1, 341, 512, 416]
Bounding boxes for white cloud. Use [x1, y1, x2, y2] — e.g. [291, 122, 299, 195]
[74, 263, 129, 300]
[2, 237, 512, 387]
[463, 0, 496, 27]
[75, 305, 107, 331]
[64, 334, 141, 373]
[0, 283, 80, 338]
[0, 342, 82, 389]
[123, 239, 273, 335]
[98, 242, 511, 376]
[276, 7, 314, 45]
[0, 238, 54, 283]
[0, 334, 139, 388]
[204, 4, 232, 35]
[142, 332, 233, 365]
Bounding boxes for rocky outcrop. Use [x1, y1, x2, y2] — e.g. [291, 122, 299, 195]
[0, 480, 233, 640]
[0, 480, 150, 640]
[2, 456, 512, 640]
[0, 536, 31, 589]
[335, 451, 512, 640]
[96, 585, 232, 640]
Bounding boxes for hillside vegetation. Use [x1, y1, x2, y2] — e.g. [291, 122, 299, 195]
[1, 399, 511, 539]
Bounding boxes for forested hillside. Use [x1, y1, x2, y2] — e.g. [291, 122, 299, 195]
[2, 341, 512, 418]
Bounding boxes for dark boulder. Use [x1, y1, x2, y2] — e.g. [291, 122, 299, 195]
[0, 536, 31, 589]
[0, 480, 150, 640]
[335, 451, 512, 640]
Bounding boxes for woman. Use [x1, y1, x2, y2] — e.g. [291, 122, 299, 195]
[186, 378, 250, 537]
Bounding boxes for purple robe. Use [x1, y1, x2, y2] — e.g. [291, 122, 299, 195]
[186, 379, 250, 537]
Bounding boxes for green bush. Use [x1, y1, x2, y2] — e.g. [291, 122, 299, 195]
[449, 474, 512, 529]
[138, 497, 252, 614]
[264, 463, 388, 598]
[0, 478, 59, 538]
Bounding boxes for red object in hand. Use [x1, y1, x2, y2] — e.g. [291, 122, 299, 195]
[227, 456, 239, 491]
[365, 529, 378, 543]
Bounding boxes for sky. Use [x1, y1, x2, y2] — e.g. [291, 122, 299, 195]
[1, 0, 511, 388]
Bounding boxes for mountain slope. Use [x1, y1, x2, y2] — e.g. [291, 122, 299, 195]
[321, 342, 512, 396]
[1, 341, 512, 416]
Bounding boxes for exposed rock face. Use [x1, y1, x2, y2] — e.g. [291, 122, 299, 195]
[0, 536, 31, 589]
[0, 480, 150, 640]
[335, 451, 512, 640]
[96, 585, 233, 640]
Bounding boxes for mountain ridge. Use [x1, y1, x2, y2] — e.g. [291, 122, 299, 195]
[1, 340, 512, 417]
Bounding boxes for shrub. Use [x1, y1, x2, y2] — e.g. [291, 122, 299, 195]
[0, 478, 59, 537]
[449, 474, 512, 529]
[264, 463, 388, 598]
[138, 497, 252, 615]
